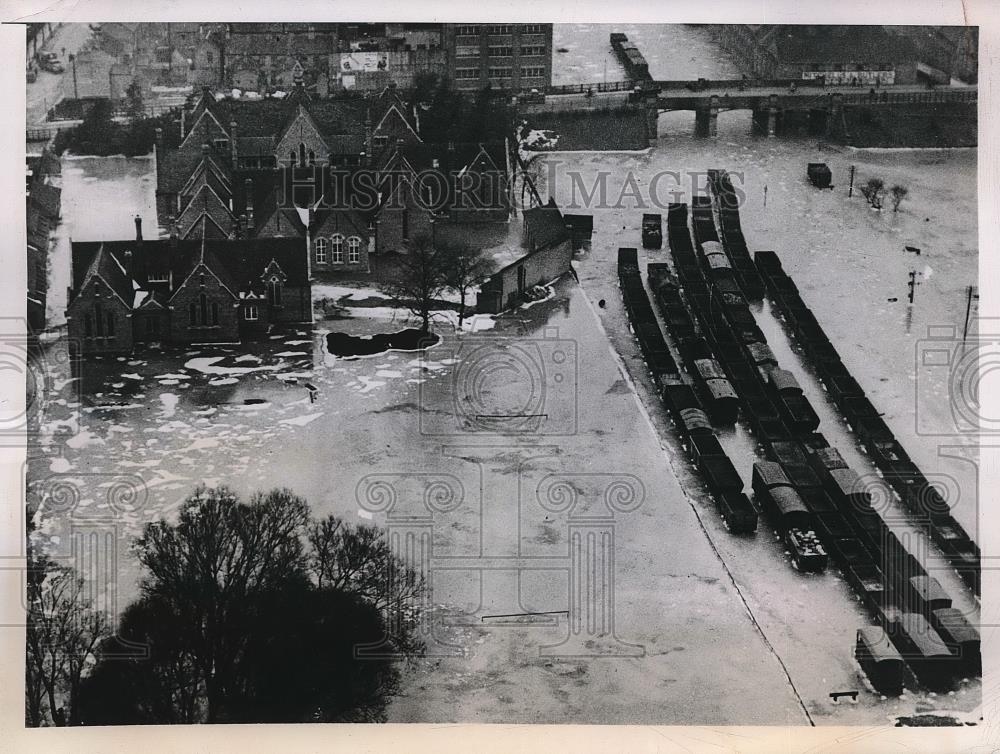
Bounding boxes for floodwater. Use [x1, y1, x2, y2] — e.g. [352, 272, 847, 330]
[47, 155, 158, 326]
[552, 23, 740, 85]
[29, 23, 980, 725]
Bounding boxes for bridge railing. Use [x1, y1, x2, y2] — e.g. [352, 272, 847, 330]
[545, 80, 636, 96]
[520, 98, 645, 116]
[835, 89, 977, 106]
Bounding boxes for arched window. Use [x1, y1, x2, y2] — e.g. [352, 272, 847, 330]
[298, 142, 306, 168]
[211, 301, 219, 326]
[347, 236, 361, 263]
[331, 234, 344, 263]
[315, 237, 328, 264]
[308, 150, 315, 167]
[84, 314, 93, 337]
[189, 301, 197, 326]
[106, 311, 115, 337]
[95, 304, 104, 336]
[290, 150, 296, 166]
[268, 278, 282, 306]
[199, 293, 209, 326]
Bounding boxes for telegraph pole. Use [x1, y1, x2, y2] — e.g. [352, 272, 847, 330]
[907, 270, 918, 304]
[848, 164, 856, 197]
[963, 285, 978, 342]
[69, 53, 78, 100]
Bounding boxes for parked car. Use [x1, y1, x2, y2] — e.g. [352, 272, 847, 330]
[518, 88, 545, 105]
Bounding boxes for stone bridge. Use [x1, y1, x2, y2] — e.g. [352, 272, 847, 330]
[525, 80, 977, 143]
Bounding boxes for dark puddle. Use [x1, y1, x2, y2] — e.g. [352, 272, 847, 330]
[326, 328, 441, 358]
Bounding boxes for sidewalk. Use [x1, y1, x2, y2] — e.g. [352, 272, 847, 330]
[26, 22, 95, 126]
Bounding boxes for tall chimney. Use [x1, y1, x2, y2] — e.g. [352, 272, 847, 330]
[180, 107, 186, 139]
[123, 250, 134, 283]
[155, 127, 163, 150]
[230, 120, 237, 167]
[168, 214, 179, 245]
[244, 178, 254, 230]
[134, 215, 143, 242]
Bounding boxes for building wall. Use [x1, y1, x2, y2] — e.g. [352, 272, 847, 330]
[477, 239, 572, 313]
[374, 178, 433, 253]
[268, 284, 312, 324]
[444, 23, 553, 92]
[274, 110, 330, 167]
[66, 280, 134, 354]
[312, 231, 371, 273]
[168, 264, 240, 343]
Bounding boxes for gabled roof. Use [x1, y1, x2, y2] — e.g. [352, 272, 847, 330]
[71, 243, 135, 308]
[523, 198, 570, 252]
[28, 183, 61, 221]
[71, 237, 310, 305]
[178, 154, 232, 201]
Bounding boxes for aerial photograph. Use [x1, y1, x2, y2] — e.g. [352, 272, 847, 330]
[21, 19, 981, 731]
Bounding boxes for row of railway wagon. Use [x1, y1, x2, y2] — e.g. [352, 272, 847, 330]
[615, 176, 980, 697]
[609, 33, 652, 82]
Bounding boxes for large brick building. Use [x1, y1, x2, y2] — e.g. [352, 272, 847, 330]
[442, 23, 553, 92]
[155, 83, 511, 266]
[66, 221, 312, 355]
[714, 25, 921, 85]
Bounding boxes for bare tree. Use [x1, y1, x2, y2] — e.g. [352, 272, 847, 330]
[307, 515, 425, 657]
[441, 241, 493, 329]
[890, 184, 909, 212]
[860, 177, 885, 210]
[134, 486, 311, 722]
[378, 233, 450, 333]
[25, 561, 110, 726]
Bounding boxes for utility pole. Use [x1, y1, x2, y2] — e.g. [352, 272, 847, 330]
[907, 270, 918, 304]
[763, 184, 768, 208]
[962, 285, 978, 342]
[69, 53, 78, 100]
[848, 164, 856, 197]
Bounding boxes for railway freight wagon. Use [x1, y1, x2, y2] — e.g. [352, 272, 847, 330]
[855, 627, 905, 695]
[618, 248, 756, 534]
[609, 33, 651, 81]
[647, 265, 740, 424]
[617, 248, 681, 390]
[755, 249, 980, 596]
[752, 461, 828, 572]
[706, 169, 766, 299]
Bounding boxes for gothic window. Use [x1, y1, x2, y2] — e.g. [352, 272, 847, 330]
[298, 142, 306, 168]
[199, 293, 209, 325]
[211, 301, 219, 326]
[267, 278, 283, 306]
[189, 301, 197, 326]
[84, 314, 93, 337]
